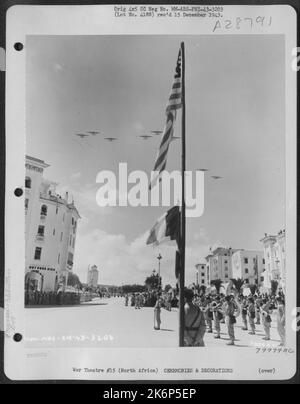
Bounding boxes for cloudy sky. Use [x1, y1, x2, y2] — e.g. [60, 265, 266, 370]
[26, 35, 285, 286]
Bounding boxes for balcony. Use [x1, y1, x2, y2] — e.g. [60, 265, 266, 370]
[36, 234, 45, 242]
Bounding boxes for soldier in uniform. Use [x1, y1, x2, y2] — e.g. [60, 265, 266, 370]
[204, 296, 214, 333]
[212, 296, 223, 339]
[261, 298, 273, 341]
[184, 289, 206, 347]
[276, 296, 286, 346]
[248, 297, 256, 335]
[224, 295, 239, 346]
[255, 295, 262, 325]
[154, 295, 162, 330]
[241, 296, 248, 331]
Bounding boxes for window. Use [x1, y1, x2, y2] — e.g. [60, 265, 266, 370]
[67, 252, 73, 267]
[72, 238, 75, 248]
[53, 228, 55, 236]
[245, 268, 249, 274]
[244, 258, 248, 264]
[37, 225, 45, 236]
[41, 205, 47, 216]
[25, 198, 29, 209]
[34, 247, 42, 260]
[225, 274, 228, 279]
[58, 253, 60, 263]
[224, 260, 228, 264]
[260, 276, 264, 282]
[201, 280, 205, 284]
[72, 218, 74, 225]
[25, 177, 31, 188]
[56, 206, 58, 214]
[201, 272, 205, 277]
[69, 235, 72, 246]
[225, 266, 228, 272]
[263, 258, 265, 264]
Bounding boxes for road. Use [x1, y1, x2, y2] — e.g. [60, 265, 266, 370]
[25, 297, 281, 348]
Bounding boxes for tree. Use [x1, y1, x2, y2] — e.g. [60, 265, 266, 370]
[145, 273, 161, 291]
[210, 279, 223, 294]
[249, 284, 258, 295]
[122, 284, 146, 294]
[164, 284, 173, 293]
[231, 278, 245, 294]
[67, 273, 82, 289]
[271, 280, 279, 296]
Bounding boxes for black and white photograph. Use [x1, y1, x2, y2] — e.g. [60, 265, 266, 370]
[3, 4, 297, 381]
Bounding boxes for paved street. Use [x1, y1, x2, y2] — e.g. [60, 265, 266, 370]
[25, 297, 281, 348]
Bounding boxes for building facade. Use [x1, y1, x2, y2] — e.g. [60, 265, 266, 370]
[87, 265, 99, 288]
[195, 263, 208, 286]
[25, 156, 80, 293]
[231, 250, 265, 286]
[205, 247, 236, 284]
[260, 230, 286, 290]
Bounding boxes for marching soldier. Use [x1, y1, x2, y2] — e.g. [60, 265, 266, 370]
[255, 295, 262, 325]
[248, 297, 256, 335]
[224, 295, 239, 346]
[261, 298, 273, 341]
[212, 296, 223, 339]
[276, 296, 286, 346]
[241, 297, 248, 331]
[205, 297, 214, 333]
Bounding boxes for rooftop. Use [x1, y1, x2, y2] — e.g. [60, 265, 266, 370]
[26, 155, 50, 169]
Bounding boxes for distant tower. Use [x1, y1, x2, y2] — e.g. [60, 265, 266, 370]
[87, 265, 99, 288]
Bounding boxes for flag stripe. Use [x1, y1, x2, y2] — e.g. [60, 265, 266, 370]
[149, 48, 182, 190]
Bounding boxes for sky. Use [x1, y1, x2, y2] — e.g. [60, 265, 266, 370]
[26, 35, 285, 286]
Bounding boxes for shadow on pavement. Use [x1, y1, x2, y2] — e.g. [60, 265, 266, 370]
[159, 329, 174, 332]
[26, 302, 108, 309]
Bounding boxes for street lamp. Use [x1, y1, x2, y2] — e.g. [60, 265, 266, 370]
[157, 253, 162, 287]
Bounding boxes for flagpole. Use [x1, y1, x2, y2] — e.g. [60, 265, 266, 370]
[179, 41, 186, 347]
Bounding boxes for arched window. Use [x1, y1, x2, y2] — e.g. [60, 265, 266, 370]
[25, 177, 31, 188]
[41, 205, 47, 216]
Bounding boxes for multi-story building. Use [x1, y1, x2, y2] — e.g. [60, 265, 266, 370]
[231, 250, 265, 286]
[205, 247, 236, 284]
[87, 265, 99, 288]
[25, 156, 80, 292]
[260, 230, 286, 290]
[195, 263, 208, 287]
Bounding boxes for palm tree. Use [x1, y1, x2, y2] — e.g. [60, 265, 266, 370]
[210, 279, 223, 294]
[249, 284, 258, 295]
[231, 278, 245, 294]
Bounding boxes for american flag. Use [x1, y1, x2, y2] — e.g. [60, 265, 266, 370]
[149, 49, 182, 189]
